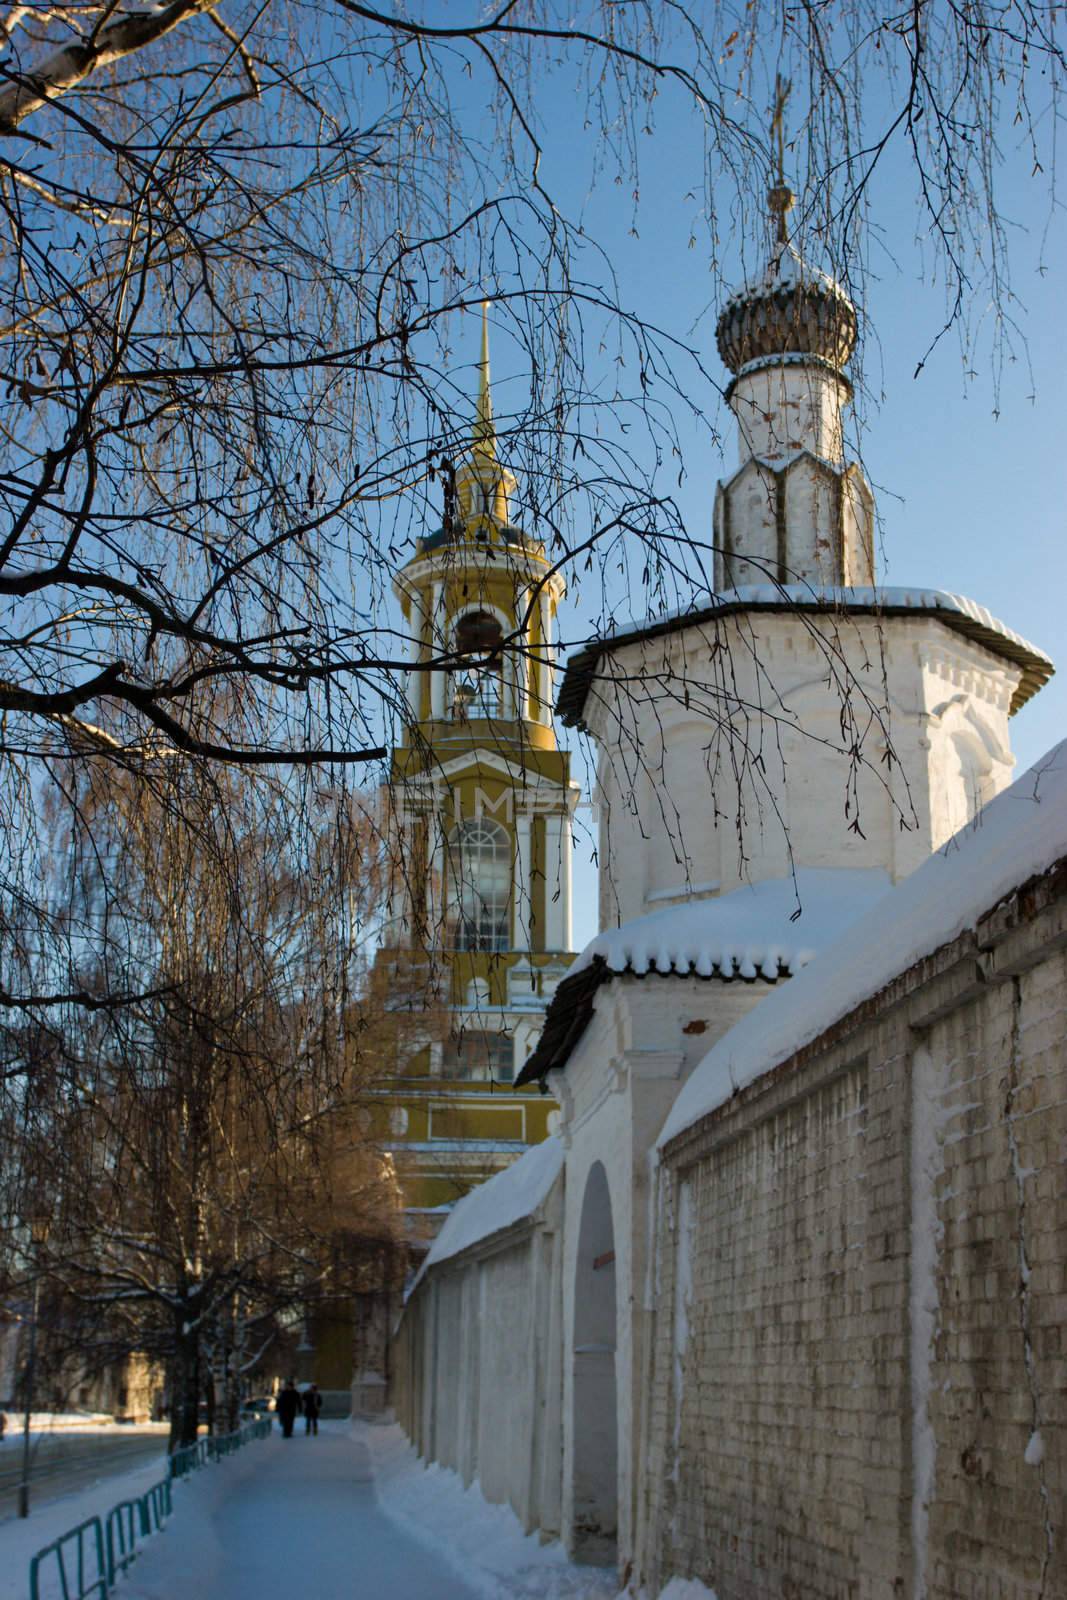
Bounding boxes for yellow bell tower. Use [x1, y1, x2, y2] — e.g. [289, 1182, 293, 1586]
[379, 306, 578, 1236]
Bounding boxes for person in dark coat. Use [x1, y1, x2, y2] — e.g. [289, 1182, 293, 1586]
[275, 1379, 300, 1438]
[302, 1383, 322, 1436]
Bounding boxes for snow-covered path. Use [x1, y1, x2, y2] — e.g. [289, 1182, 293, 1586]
[122, 1425, 484, 1600]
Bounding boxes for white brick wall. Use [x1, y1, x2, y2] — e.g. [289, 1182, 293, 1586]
[391, 1173, 564, 1538]
[392, 862, 1066, 1600]
[645, 865, 1067, 1598]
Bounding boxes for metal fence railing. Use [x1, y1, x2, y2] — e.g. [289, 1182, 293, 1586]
[28, 1416, 270, 1599]
[104, 1499, 140, 1585]
[166, 1441, 200, 1481]
[167, 1416, 270, 1481]
[28, 1517, 108, 1600]
[141, 1478, 172, 1534]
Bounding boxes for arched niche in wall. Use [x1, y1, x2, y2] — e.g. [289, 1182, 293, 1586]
[945, 726, 997, 840]
[775, 671, 892, 873]
[924, 689, 1011, 851]
[572, 1160, 618, 1563]
[464, 975, 492, 1012]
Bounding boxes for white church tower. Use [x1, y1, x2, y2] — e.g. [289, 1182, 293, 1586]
[712, 220, 874, 589]
[554, 199, 1052, 932]
[516, 188, 1053, 1569]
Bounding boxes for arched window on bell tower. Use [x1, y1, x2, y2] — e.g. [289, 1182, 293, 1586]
[447, 817, 511, 951]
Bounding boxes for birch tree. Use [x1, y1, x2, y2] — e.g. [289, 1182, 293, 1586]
[0, 757, 408, 1446]
[0, 0, 1061, 1015]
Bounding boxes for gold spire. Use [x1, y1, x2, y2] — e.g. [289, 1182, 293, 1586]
[453, 299, 516, 530]
[473, 300, 496, 463]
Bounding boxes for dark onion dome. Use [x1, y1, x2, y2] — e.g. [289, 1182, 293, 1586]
[716, 243, 858, 375]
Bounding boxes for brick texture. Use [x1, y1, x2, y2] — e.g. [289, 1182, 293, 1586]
[645, 890, 1066, 1600]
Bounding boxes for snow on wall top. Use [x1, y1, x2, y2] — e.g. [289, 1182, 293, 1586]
[601, 584, 1052, 668]
[658, 740, 1067, 1151]
[414, 1136, 563, 1284]
[570, 867, 892, 982]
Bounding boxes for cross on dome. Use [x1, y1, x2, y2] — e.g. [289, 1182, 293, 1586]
[715, 78, 857, 378]
[767, 73, 795, 248]
[472, 300, 496, 465]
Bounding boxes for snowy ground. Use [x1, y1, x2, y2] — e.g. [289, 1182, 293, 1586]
[0, 1450, 167, 1600]
[361, 1420, 619, 1600]
[117, 1420, 622, 1600]
[118, 1422, 485, 1600]
[2, 1418, 716, 1600]
[119, 1420, 619, 1600]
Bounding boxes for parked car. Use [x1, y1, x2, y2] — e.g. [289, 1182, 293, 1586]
[241, 1395, 273, 1415]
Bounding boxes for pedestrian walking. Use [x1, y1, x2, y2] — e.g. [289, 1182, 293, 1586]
[275, 1379, 300, 1439]
[302, 1383, 322, 1435]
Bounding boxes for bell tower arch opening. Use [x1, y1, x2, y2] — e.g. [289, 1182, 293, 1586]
[572, 1160, 618, 1564]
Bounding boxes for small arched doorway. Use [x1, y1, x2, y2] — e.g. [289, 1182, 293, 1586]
[572, 1161, 617, 1563]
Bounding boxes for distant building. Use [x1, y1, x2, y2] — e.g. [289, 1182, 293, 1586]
[376, 307, 579, 1241]
[0, 1301, 164, 1424]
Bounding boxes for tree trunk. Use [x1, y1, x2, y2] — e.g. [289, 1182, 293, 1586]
[225, 1300, 244, 1434]
[168, 1308, 200, 1451]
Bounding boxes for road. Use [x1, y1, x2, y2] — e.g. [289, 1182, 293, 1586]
[0, 1427, 169, 1521]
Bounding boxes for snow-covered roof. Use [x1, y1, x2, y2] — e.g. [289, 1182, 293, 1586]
[557, 583, 1054, 727]
[412, 1136, 563, 1286]
[517, 869, 891, 1086]
[600, 584, 1051, 663]
[658, 739, 1067, 1151]
[571, 867, 890, 982]
[722, 243, 852, 312]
